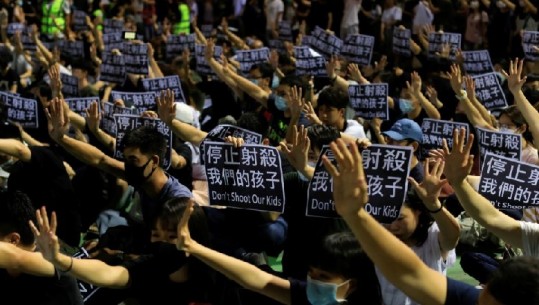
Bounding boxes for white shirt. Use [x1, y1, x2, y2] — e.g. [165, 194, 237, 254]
[521, 221, 539, 257]
[344, 119, 367, 139]
[265, 0, 284, 30]
[376, 223, 456, 305]
[234, 0, 247, 17]
[412, 1, 433, 34]
[341, 0, 362, 27]
[381, 6, 402, 24]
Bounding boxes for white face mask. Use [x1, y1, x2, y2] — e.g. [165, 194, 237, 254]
[470, 1, 480, 8]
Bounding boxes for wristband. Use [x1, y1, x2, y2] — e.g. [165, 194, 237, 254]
[60, 257, 74, 273]
[427, 204, 444, 214]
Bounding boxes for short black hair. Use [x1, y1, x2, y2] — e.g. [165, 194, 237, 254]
[38, 82, 53, 100]
[279, 74, 308, 93]
[251, 62, 275, 80]
[317, 87, 349, 110]
[488, 256, 539, 305]
[238, 112, 269, 138]
[121, 125, 167, 167]
[307, 124, 341, 152]
[0, 191, 37, 246]
[404, 191, 434, 247]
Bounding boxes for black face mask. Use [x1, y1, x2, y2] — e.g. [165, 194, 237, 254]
[124, 157, 156, 187]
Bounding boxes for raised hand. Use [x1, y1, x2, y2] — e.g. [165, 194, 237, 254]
[279, 125, 310, 173]
[409, 71, 422, 94]
[287, 85, 305, 118]
[446, 64, 463, 95]
[443, 128, 475, 185]
[325, 55, 339, 79]
[85, 101, 101, 133]
[224, 136, 245, 148]
[45, 98, 70, 141]
[29, 206, 60, 263]
[408, 159, 448, 210]
[176, 201, 195, 255]
[156, 89, 176, 125]
[502, 58, 527, 94]
[348, 63, 366, 83]
[48, 64, 63, 98]
[204, 38, 215, 61]
[425, 86, 439, 104]
[464, 75, 477, 100]
[323, 139, 369, 218]
[303, 101, 322, 125]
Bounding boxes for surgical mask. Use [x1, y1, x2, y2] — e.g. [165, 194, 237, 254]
[274, 95, 288, 111]
[250, 78, 259, 86]
[399, 98, 415, 114]
[306, 275, 349, 305]
[496, 0, 507, 8]
[470, 0, 479, 8]
[271, 74, 280, 89]
[124, 158, 156, 188]
[499, 125, 517, 134]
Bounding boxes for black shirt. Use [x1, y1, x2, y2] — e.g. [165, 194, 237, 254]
[263, 94, 290, 146]
[0, 68, 19, 91]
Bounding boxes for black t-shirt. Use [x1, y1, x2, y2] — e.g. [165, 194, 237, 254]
[0, 268, 83, 305]
[444, 278, 480, 305]
[289, 278, 310, 305]
[168, 140, 193, 191]
[7, 146, 82, 247]
[0, 68, 18, 91]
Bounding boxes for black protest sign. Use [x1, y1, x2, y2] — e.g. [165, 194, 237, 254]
[522, 31, 539, 62]
[101, 101, 138, 135]
[392, 27, 411, 57]
[72, 248, 101, 302]
[7, 23, 25, 36]
[103, 19, 125, 34]
[420, 119, 469, 157]
[479, 153, 539, 209]
[0, 91, 39, 128]
[21, 33, 36, 54]
[141, 75, 187, 104]
[236, 47, 271, 75]
[268, 39, 286, 53]
[294, 46, 327, 77]
[123, 43, 149, 75]
[166, 33, 195, 60]
[341, 34, 375, 66]
[278, 21, 293, 41]
[200, 24, 214, 38]
[72, 10, 89, 32]
[204, 142, 285, 213]
[114, 115, 172, 169]
[65, 97, 100, 117]
[476, 127, 522, 166]
[58, 40, 85, 60]
[301, 35, 312, 46]
[99, 52, 126, 84]
[60, 73, 79, 97]
[462, 50, 493, 75]
[308, 26, 343, 59]
[348, 83, 389, 119]
[200, 124, 263, 165]
[306, 146, 338, 218]
[110, 91, 156, 112]
[195, 44, 223, 76]
[427, 32, 461, 60]
[472, 73, 507, 110]
[103, 32, 124, 52]
[362, 145, 413, 223]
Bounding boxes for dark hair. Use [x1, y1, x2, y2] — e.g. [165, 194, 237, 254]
[499, 105, 534, 144]
[238, 112, 269, 138]
[0, 191, 37, 246]
[39, 82, 53, 100]
[309, 232, 382, 305]
[251, 62, 275, 80]
[403, 192, 434, 247]
[279, 74, 308, 93]
[0, 121, 22, 140]
[121, 125, 167, 166]
[307, 124, 341, 151]
[317, 87, 349, 110]
[487, 256, 539, 305]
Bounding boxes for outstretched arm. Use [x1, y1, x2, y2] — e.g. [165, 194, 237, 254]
[0, 242, 55, 276]
[29, 207, 130, 288]
[442, 128, 523, 248]
[177, 203, 292, 305]
[324, 140, 447, 305]
[0, 139, 32, 161]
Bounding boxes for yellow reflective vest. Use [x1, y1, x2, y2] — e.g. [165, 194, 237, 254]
[42, 0, 66, 35]
[173, 3, 190, 35]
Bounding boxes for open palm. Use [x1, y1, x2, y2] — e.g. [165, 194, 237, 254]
[29, 206, 60, 263]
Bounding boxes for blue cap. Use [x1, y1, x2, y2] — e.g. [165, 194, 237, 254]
[383, 118, 423, 144]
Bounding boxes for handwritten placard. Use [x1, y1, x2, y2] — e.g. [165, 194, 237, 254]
[204, 142, 285, 212]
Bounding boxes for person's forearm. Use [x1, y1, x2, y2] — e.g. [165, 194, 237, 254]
[450, 180, 523, 248]
[415, 92, 441, 119]
[502, 0, 516, 10]
[285, 114, 300, 144]
[430, 202, 461, 252]
[208, 58, 239, 92]
[469, 95, 492, 125]
[0, 139, 31, 161]
[149, 57, 164, 78]
[230, 72, 269, 107]
[169, 119, 207, 146]
[35, 36, 54, 64]
[514, 90, 539, 145]
[53, 253, 129, 288]
[459, 97, 492, 129]
[225, 29, 249, 50]
[327, 12, 333, 30]
[332, 75, 350, 92]
[342, 209, 447, 305]
[91, 127, 116, 153]
[0, 242, 55, 276]
[66, 107, 87, 131]
[193, 26, 207, 45]
[21, 130, 48, 147]
[56, 134, 108, 167]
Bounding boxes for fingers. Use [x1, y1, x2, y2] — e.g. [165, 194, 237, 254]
[452, 128, 460, 152]
[407, 176, 419, 191]
[436, 161, 445, 178]
[279, 141, 292, 154]
[40, 206, 51, 233]
[463, 133, 475, 156]
[29, 220, 40, 237]
[442, 138, 450, 155]
[50, 211, 57, 234]
[322, 154, 339, 178]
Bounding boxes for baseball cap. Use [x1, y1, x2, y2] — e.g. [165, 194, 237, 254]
[382, 118, 423, 144]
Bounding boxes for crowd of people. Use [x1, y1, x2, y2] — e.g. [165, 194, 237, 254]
[1, 0, 539, 305]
